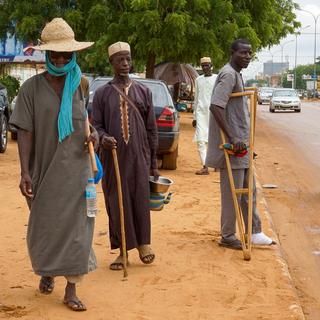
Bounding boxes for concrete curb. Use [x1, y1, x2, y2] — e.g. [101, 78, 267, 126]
[256, 179, 306, 320]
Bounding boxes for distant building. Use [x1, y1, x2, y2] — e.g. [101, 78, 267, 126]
[263, 61, 289, 76]
[0, 32, 45, 84]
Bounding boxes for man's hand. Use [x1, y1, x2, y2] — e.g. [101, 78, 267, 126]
[19, 173, 34, 199]
[150, 168, 160, 181]
[232, 141, 247, 153]
[86, 130, 99, 151]
[101, 135, 117, 150]
[192, 120, 197, 128]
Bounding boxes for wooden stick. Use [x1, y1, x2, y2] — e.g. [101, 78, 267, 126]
[222, 89, 257, 260]
[220, 130, 250, 260]
[85, 117, 98, 175]
[112, 148, 128, 278]
[246, 94, 255, 256]
[230, 91, 254, 98]
[245, 87, 258, 133]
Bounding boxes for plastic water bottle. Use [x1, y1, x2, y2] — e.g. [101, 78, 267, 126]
[85, 178, 97, 218]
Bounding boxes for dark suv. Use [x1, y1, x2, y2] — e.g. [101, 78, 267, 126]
[88, 77, 179, 170]
[0, 85, 9, 153]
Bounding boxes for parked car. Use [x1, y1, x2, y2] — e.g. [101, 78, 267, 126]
[269, 88, 301, 113]
[88, 77, 179, 170]
[8, 96, 17, 140]
[257, 87, 274, 104]
[82, 73, 95, 86]
[0, 85, 10, 152]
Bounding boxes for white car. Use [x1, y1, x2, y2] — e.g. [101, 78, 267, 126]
[258, 87, 274, 104]
[269, 89, 301, 113]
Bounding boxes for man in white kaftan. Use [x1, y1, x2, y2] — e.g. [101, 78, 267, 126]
[192, 57, 217, 175]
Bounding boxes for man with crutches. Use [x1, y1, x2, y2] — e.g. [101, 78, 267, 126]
[206, 39, 275, 252]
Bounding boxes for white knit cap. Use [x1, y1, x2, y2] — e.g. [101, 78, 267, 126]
[200, 57, 211, 64]
[108, 41, 131, 58]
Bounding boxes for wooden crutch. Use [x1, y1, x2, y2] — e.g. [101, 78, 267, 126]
[112, 148, 128, 278]
[220, 90, 256, 261]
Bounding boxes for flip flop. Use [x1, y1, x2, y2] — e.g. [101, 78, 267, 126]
[138, 245, 155, 264]
[63, 299, 87, 312]
[109, 255, 129, 271]
[195, 168, 209, 175]
[39, 276, 54, 294]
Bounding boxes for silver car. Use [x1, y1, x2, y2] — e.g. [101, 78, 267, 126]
[269, 89, 301, 113]
[258, 87, 274, 104]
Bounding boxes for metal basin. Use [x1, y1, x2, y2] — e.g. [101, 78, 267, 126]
[149, 176, 173, 193]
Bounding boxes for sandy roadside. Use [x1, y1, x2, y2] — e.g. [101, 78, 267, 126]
[0, 112, 304, 320]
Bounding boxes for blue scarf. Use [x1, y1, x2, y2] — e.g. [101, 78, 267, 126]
[46, 52, 82, 142]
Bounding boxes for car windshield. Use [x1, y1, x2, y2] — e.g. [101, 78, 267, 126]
[139, 81, 172, 107]
[89, 79, 108, 93]
[273, 90, 297, 97]
[89, 78, 173, 107]
[260, 89, 273, 94]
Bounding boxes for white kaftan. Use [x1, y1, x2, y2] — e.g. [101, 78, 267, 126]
[193, 74, 217, 142]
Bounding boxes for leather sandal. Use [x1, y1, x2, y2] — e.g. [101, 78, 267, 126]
[39, 276, 54, 294]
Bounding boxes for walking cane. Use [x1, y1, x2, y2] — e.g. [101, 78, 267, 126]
[85, 117, 98, 175]
[220, 89, 256, 261]
[112, 148, 128, 278]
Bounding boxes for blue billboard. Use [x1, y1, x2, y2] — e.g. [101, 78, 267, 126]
[0, 33, 45, 63]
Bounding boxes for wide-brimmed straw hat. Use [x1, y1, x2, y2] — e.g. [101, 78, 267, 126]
[27, 18, 94, 52]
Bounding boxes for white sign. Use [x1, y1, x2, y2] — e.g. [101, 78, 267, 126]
[306, 81, 315, 90]
[287, 74, 294, 81]
[302, 74, 311, 80]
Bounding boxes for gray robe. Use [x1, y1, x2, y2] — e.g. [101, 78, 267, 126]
[9, 73, 97, 277]
[206, 63, 250, 169]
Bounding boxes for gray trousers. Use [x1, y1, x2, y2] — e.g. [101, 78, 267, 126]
[220, 168, 262, 241]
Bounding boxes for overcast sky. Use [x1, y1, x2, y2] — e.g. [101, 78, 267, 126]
[242, 0, 320, 80]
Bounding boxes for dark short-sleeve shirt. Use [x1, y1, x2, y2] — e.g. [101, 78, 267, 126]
[206, 63, 250, 169]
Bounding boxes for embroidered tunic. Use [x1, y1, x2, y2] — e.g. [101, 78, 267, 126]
[92, 80, 158, 250]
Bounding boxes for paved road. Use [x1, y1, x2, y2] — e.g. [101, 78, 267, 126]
[258, 100, 320, 169]
[256, 100, 320, 319]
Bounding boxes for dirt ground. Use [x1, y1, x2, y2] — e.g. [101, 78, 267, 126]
[254, 105, 320, 319]
[0, 112, 305, 320]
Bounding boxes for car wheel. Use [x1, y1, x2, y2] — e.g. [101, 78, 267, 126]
[0, 114, 8, 153]
[162, 146, 178, 170]
[11, 131, 17, 140]
[295, 109, 301, 113]
[269, 107, 274, 113]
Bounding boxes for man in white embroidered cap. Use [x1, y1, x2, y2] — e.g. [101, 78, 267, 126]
[192, 57, 217, 175]
[9, 17, 97, 311]
[92, 42, 159, 270]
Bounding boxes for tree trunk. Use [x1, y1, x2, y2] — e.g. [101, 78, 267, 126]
[173, 82, 180, 104]
[146, 52, 156, 79]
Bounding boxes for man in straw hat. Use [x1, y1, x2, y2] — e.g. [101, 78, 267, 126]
[192, 57, 217, 175]
[206, 39, 275, 249]
[9, 18, 97, 311]
[92, 41, 159, 270]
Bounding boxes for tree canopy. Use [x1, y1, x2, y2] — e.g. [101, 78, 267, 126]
[0, 0, 300, 77]
[283, 64, 320, 90]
